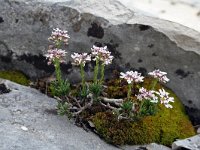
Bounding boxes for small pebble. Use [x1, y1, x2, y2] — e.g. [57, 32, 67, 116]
[88, 120, 95, 128]
[21, 126, 28, 131]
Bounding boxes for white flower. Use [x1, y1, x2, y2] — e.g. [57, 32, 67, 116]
[91, 45, 107, 56]
[71, 52, 91, 66]
[156, 88, 174, 108]
[91, 45, 113, 65]
[120, 71, 144, 84]
[48, 28, 70, 45]
[148, 69, 169, 83]
[45, 48, 67, 65]
[137, 87, 158, 103]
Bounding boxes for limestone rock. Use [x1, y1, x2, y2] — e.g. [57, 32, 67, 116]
[124, 143, 171, 150]
[172, 135, 200, 150]
[146, 143, 171, 150]
[0, 0, 200, 125]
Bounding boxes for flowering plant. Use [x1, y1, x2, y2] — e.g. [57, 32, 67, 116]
[89, 45, 113, 99]
[45, 28, 174, 120]
[148, 69, 169, 91]
[71, 52, 91, 97]
[137, 87, 158, 103]
[115, 69, 174, 119]
[120, 71, 144, 100]
[91, 45, 113, 84]
[156, 88, 174, 108]
[48, 28, 70, 47]
[45, 48, 67, 65]
[148, 69, 169, 83]
[45, 28, 70, 97]
[91, 45, 113, 65]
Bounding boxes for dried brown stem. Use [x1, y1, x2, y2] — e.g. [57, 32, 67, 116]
[72, 94, 94, 116]
[54, 96, 62, 102]
[68, 94, 81, 108]
[117, 115, 131, 120]
[100, 97, 123, 107]
[100, 97, 123, 103]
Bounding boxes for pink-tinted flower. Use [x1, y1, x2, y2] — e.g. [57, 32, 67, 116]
[48, 28, 70, 45]
[91, 45, 106, 56]
[45, 48, 67, 65]
[137, 87, 158, 103]
[120, 71, 144, 84]
[71, 52, 91, 66]
[156, 88, 174, 108]
[148, 69, 169, 83]
[91, 45, 113, 65]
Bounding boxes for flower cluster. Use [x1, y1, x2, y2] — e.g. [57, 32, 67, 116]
[45, 48, 67, 65]
[148, 69, 169, 83]
[71, 53, 91, 66]
[91, 45, 113, 65]
[48, 28, 70, 45]
[120, 71, 144, 84]
[156, 88, 174, 108]
[137, 87, 158, 103]
[137, 88, 174, 108]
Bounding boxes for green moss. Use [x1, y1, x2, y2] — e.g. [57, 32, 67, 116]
[105, 79, 128, 98]
[92, 79, 195, 146]
[0, 70, 30, 86]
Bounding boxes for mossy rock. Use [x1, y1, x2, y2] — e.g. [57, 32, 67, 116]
[92, 79, 195, 146]
[0, 70, 30, 86]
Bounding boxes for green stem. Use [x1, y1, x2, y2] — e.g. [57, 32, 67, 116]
[56, 40, 61, 48]
[93, 58, 99, 84]
[54, 59, 62, 84]
[151, 79, 158, 90]
[139, 100, 145, 115]
[100, 63, 105, 84]
[80, 63, 86, 90]
[127, 83, 132, 101]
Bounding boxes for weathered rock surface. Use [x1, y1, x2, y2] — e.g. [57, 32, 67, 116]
[0, 79, 172, 150]
[0, 0, 200, 125]
[124, 143, 171, 150]
[172, 135, 200, 150]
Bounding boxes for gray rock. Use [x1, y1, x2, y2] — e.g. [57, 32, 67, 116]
[146, 143, 171, 150]
[0, 0, 200, 125]
[123, 143, 171, 150]
[172, 135, 200, 150]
